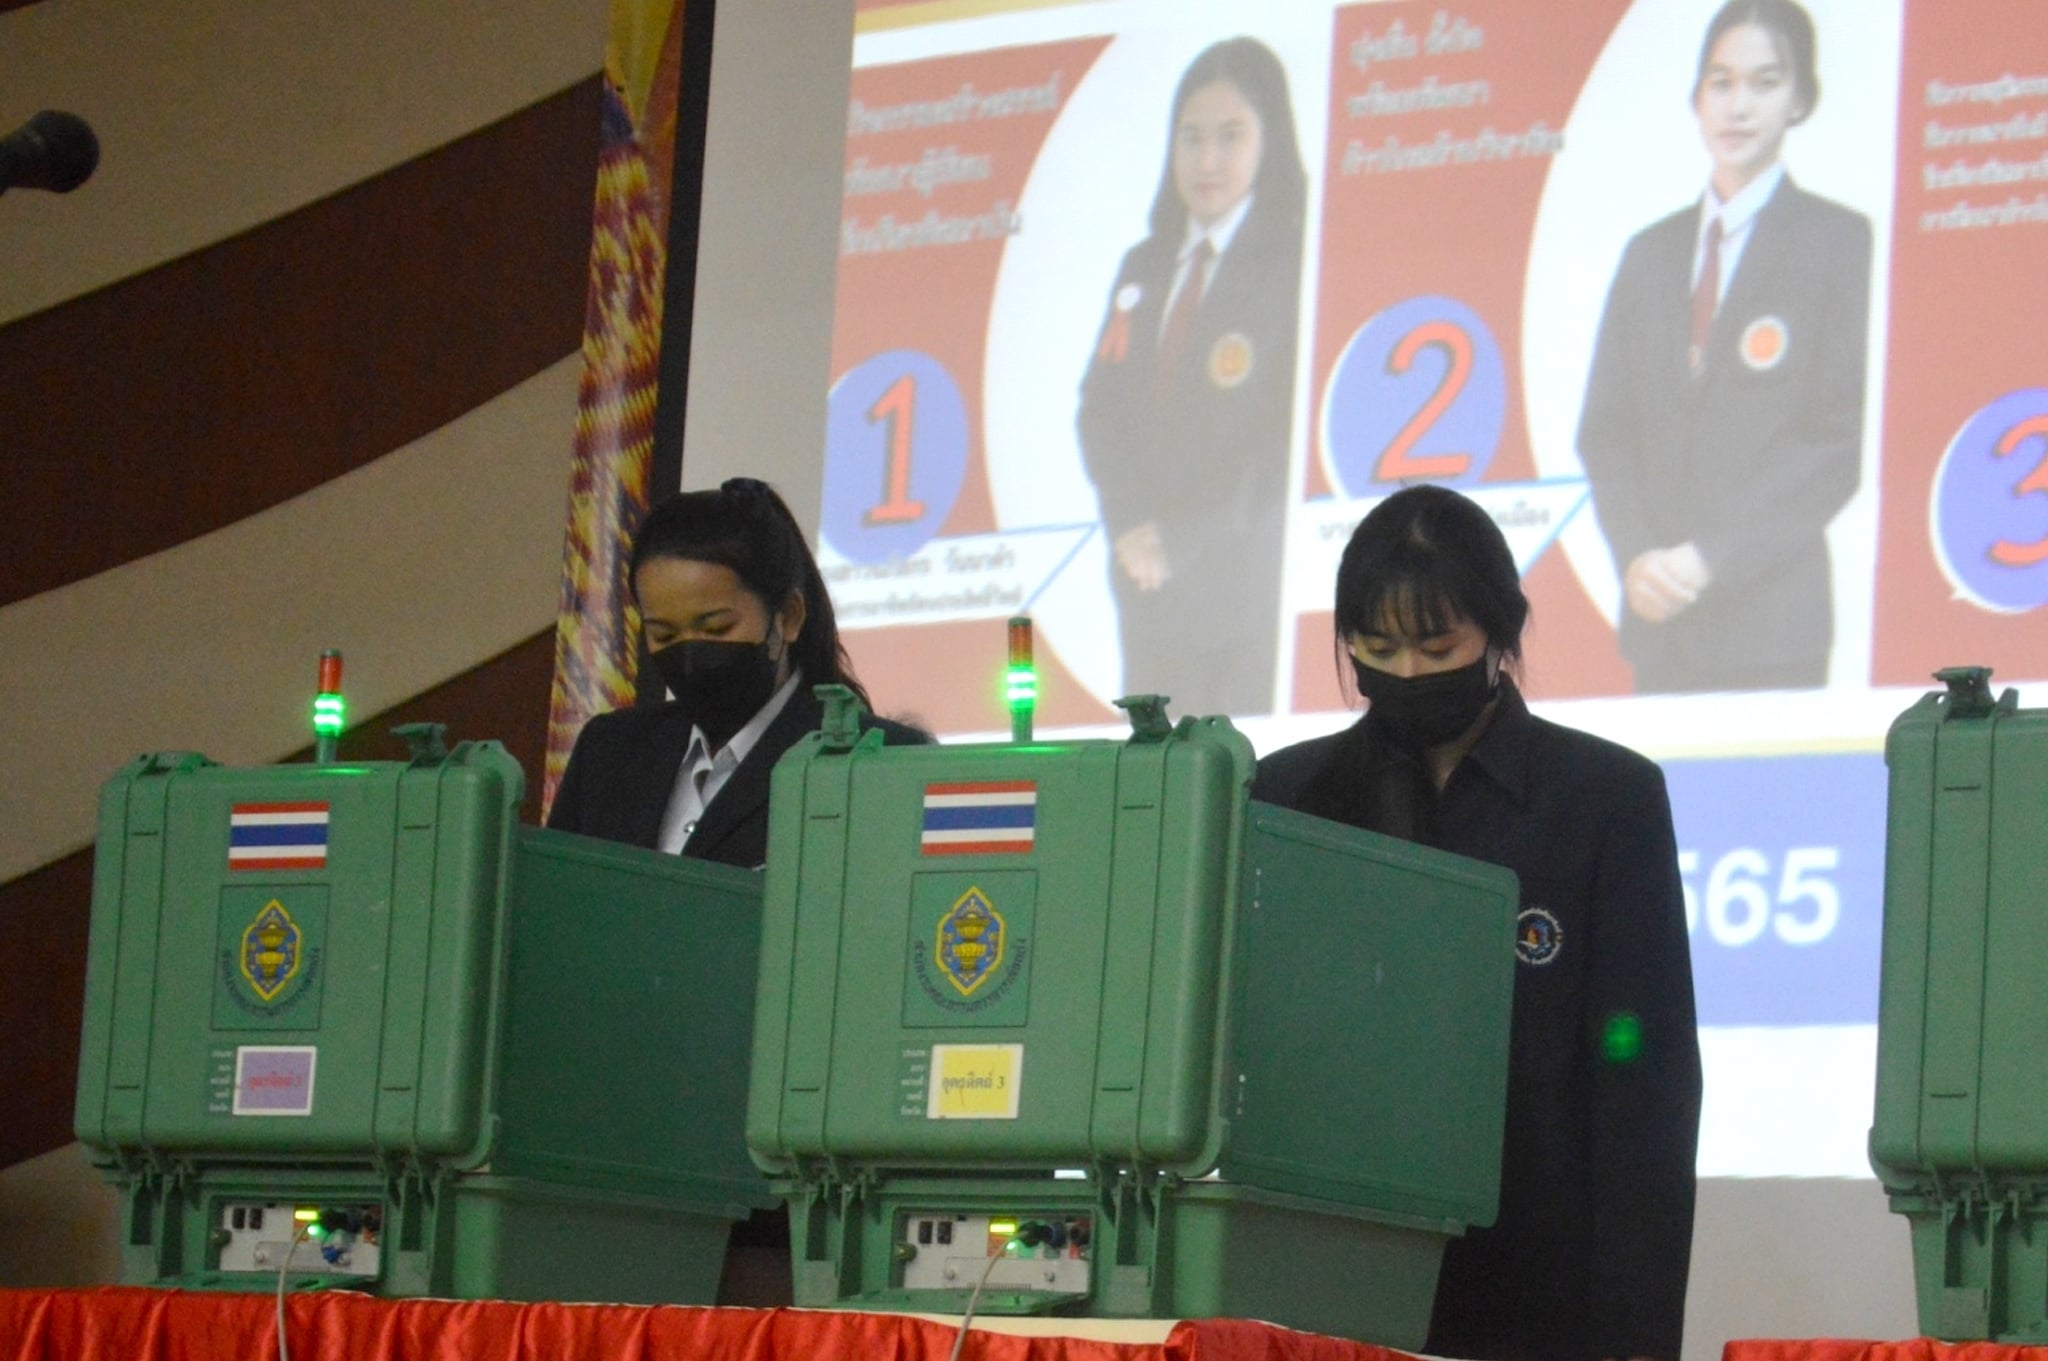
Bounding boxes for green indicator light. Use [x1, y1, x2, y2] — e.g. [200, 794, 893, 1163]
[1005, 616, 1036, 743]
[988, 1219, 1018, 1236]
[312, 694, 346, 735]
[1601, 1012, 1644, 1065]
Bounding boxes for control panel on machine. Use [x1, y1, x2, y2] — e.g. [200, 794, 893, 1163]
[898, 1212, 1092, 1294]
[214, 1201, 382, 1278]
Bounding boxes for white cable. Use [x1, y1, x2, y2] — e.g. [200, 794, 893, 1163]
[275, 1217, 313, 1361]
[947, 1238, 1013, 1361]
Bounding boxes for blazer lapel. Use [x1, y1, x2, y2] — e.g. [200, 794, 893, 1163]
[1708, 178, 1801, 369]
[688, 687, 825, 863]
[1120, 242, 1173, 373]
[626, 707, 697, 849]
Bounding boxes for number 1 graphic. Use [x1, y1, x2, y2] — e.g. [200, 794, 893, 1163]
[863, 374, 927, 526]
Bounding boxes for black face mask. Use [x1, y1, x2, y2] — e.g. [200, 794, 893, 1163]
[1352, 654, 1498, 752]
[647, 636, 781, 751]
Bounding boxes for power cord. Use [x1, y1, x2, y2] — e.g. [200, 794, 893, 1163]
[947, 1220, 1054, 1361]
[274, 1217, 313, 1361]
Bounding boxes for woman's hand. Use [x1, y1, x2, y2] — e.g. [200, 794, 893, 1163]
[1114, 522, 1173, 591]
[1625, 543, 1712, 623]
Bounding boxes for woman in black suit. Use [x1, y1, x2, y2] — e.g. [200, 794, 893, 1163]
[1077, 36, 1307, 717]
[1254, 486, 1701, 1361]
[548, 478, 927, 868]
[1578, 0, 1869, 694]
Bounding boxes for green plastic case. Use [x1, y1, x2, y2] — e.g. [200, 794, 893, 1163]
[1871, 667, 2048, 1342]
[746, 696, 1517, 1345]
[75, 739, 773, 1301]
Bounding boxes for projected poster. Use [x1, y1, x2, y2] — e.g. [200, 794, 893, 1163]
[819, 0, 2048, 1175]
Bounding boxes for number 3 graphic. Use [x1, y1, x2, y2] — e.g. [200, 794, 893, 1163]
[1989, 415, 2048, 569]
[1932, 389, 2048, 612]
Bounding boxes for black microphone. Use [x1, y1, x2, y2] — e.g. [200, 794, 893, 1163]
[0, 111, 100, 195]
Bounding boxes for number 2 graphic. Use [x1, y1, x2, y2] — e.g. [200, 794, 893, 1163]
[1322, 295, 1504, 497]
[1376, 321, 1476, 482]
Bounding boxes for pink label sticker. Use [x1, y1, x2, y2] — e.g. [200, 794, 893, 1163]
[233, 1046, 317, 1116]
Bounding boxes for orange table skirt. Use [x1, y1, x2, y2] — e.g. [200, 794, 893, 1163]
[0, 1288, 1417, 1361]
[1725, 1342, 2048, 1361]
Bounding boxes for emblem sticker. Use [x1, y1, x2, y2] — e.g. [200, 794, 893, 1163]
[1739, 315, 1788, 372]
[1115, 283, 1142, 312]
[216, 888, 327, 1029]
[240, 900, 303, 1001]
[1208, 331, 1254, 389]
[937, 887, 1005, 995]
[904, 870, 1035, 1027]
[1516, 906, 1563, 967]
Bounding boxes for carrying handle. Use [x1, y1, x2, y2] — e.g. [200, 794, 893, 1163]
[815, 684, 868, 752]
[1114, 694, 1174, 742]
[1933, 666, 1996, 720]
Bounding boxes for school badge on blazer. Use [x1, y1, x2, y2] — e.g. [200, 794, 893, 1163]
[1208, 331, 1254, 389]
[1515, 906, 1563, 966]
[1740, 315, 1789, 372]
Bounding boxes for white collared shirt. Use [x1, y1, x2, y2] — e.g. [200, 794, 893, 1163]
[1158, 192, 1255, 333]
[657, 668, 802, 854]
[1693, 162, 1784, 308]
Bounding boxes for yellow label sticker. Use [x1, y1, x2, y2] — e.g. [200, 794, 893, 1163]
[926, 1043, 1023, 1120]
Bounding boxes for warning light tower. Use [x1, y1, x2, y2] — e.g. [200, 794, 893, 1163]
[312, 650, 345, 764]
[1006, 616, 1036, 744]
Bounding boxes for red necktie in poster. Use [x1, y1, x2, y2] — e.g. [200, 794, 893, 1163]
[1155, 239, 1213, 396]
[1690, 215, 1721, 375]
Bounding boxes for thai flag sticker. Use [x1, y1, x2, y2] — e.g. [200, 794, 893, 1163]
[921, 781, 1036, 856]
[228, 802, 331, 871]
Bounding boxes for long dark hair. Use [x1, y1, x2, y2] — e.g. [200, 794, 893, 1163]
[1144, 36, 1308, 244]
[630, 478, 871, 708]
[1334, 486, 1530, 676]
[1694, 0, 1820, 123]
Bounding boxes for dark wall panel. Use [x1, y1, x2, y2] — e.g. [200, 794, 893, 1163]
[0, 78, 601, 607]
[0, 851, 92, 1171]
